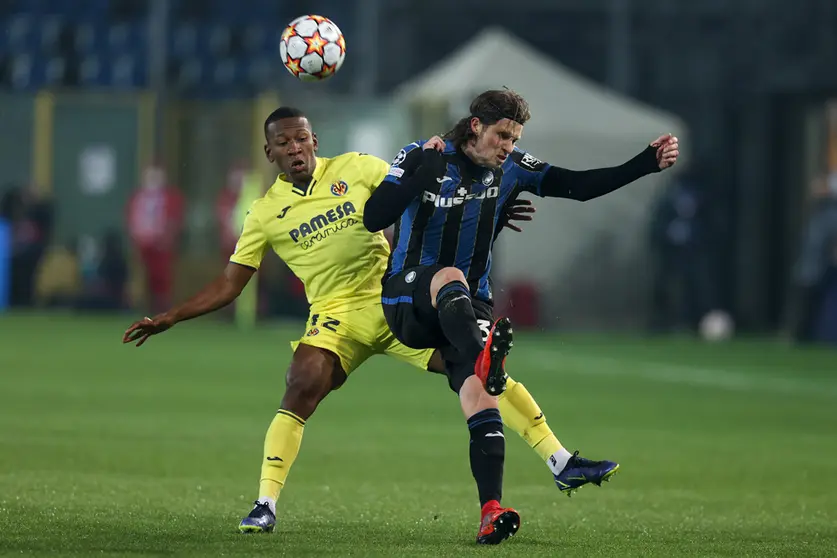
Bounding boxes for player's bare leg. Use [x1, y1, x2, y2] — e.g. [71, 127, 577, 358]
[426, 285, 620, 499]
[427, 267, 519, 543]
[239, 344, 346, 533]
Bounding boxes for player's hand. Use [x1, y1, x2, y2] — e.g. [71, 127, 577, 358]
[122, 314, 175, 347]
[422, 136, 445, 152]
[650, 134, 679, 170]
[501, 199, 536, 232]
[417, 145, 446, 176]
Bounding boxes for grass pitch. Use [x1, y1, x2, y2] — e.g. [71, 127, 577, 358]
[1, 313, 836, 557]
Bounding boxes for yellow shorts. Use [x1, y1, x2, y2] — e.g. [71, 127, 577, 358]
[289, 302, 434, 375]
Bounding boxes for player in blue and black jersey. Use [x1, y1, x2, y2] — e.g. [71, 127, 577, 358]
[364, 89, 680, 544]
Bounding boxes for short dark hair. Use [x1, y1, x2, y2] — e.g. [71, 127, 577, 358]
[264, 106, 307, 137]
[443, 89, 531, 146]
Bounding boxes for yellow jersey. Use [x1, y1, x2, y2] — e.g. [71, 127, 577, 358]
[229, 152, 391, 315]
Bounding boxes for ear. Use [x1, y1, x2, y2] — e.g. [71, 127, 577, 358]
[264, 143, 273, 163]
[312, 132, 319, 152]
[470, 117, 483, 137]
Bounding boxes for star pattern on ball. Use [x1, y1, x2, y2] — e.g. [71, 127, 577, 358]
[306, 32, 327, 55]
[319, 63, 336, 79]
[336, 35, 346, 52]
[309, 14, 328, 23]
[285, 57, 302, 77]
[281, 27, 296, 42]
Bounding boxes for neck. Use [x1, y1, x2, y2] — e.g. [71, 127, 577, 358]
[461, 140, 483, 167]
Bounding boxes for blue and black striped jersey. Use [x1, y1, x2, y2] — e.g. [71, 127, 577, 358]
[382, 140, 551, 302]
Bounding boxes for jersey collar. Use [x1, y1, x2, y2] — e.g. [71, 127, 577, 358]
[280, 157, 327, 197]
[454, 143, 486, 174]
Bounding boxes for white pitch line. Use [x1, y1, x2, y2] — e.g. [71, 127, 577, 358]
[526, 350, 837, 399]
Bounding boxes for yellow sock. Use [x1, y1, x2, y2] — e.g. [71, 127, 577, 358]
[498, 377, 564, 461]
[259, 409, 305, 502]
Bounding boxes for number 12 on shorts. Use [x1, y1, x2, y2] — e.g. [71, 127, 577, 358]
[311, 314, 340, 332]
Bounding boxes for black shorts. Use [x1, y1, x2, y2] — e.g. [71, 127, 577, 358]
[382, 265, 494, 391]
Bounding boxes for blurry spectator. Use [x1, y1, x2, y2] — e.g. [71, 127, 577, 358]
[1, 183, 54, 308]
[0, 185, 21, 220]
[791, 174, 837, 344]
[126, 164, 184, 314]
[216, 162, 246, 261]
[76, 230, 129, 311]
[35, 238, 80, 308]
[648, 172, 709, 332]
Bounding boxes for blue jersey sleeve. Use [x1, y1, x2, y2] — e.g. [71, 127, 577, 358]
[381, 141, 425, 186]
[509, 148, 551, 196]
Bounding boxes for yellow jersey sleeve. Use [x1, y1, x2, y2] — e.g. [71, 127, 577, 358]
[360, 154, 393, 192]
[229, 208, 268, 270]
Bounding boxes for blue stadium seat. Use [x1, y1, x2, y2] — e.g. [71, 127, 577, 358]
[212, 57, 237, 87]
[107, 22, 146, 55]
[246, 57, 274, 89]
[12, 0, 44, 16]
[171, 23, 198, 58]
[111, 54, 139, 88]
[205, 24, 232, 57]
[39, 16, 64, 53]
[175, 58, 203, 90]
[74, 23, 96, 54]
[79, 54, 103, 86]
[10, 54, 34, 90]
[107, 23, 129, 51]
[7, 15, 37, 52]
[43, 55, 66, 86]
[242, 25, 268, 55]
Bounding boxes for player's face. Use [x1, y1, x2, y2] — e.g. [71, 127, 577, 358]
[264, 117, 319, 184]
[471, 118, 522, 168]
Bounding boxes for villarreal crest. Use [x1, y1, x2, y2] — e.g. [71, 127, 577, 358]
[330, 180, 349, 196]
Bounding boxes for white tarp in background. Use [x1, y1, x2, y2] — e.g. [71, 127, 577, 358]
[394, 27, 689, 328]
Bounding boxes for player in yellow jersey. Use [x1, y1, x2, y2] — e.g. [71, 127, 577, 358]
[123, 107, 583, 539]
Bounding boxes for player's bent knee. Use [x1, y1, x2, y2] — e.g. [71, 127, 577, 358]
[283, 375, 331, 419]
[458, 375, 498, 418]
[281, 346, 344, 419]
[430, 267, 468, 306]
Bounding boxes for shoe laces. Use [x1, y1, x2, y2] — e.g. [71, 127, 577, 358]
[569, 450, 599, 468]
[569, 450, 593, 467]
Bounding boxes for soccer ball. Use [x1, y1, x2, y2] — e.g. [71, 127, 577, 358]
[699, 310, 734, 342]
[280, 15, 346, 82]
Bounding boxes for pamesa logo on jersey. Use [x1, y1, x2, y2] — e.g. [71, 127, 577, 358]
[289, 201, 359, 249]
[330, 180, 349, 196]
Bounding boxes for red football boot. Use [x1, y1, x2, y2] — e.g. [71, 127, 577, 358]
[476, 499, 520, 544]
[474, 317, 513, 396]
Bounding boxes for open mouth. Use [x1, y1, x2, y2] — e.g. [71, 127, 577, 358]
[290, 159, 306, 172]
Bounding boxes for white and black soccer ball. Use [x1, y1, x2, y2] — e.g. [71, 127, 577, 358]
[279, 15, 346, 82]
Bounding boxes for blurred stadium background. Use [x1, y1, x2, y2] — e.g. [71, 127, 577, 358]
[1, 1, 837, 556]
[1, 0, 837, 340]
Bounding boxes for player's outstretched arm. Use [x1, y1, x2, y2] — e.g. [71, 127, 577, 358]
[122, 262, 254, 347]
[537, 135, 679, 202]
[363, 148, 445, 232]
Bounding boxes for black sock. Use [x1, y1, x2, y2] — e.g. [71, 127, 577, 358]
[436, 282, 484, 361]
[467, 408, 505, 507]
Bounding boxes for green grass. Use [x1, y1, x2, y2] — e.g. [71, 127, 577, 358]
[1, 312, 836, 557]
